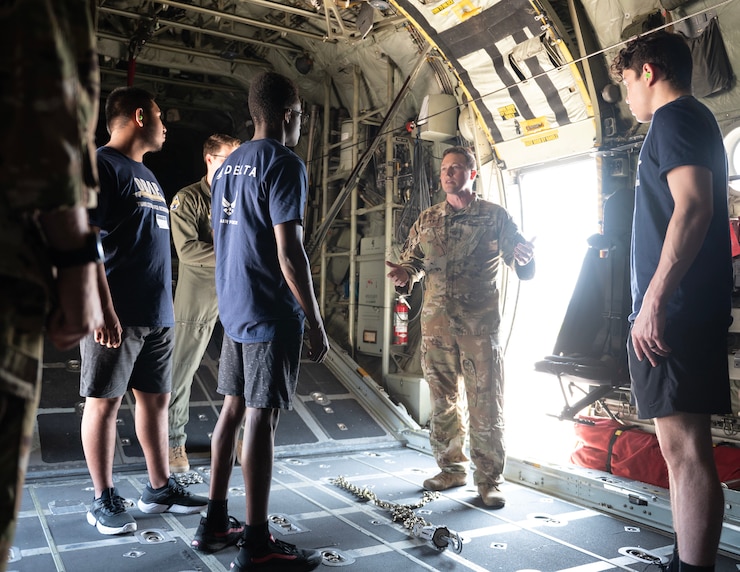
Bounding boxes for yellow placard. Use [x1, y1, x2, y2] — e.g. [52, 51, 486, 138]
[432, 0, 454, 14]
[523, 132, 559, 146]
[520, 116, 550, 134]
[498, 104, 518, 121]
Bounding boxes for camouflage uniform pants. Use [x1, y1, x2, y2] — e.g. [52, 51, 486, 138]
[421, 334, 505, 486]
[0, 280, 46, 572]
[0, 389, 39, 571]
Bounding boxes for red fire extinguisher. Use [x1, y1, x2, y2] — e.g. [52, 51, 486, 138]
[393, 296, 410, 346]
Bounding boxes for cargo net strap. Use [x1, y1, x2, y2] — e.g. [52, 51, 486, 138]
[330, 475, 463, 553]
[605, 425, 640, 474]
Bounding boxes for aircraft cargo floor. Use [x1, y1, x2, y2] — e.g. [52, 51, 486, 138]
[12, 447, 740, 572]
[13, 339, 740, 572]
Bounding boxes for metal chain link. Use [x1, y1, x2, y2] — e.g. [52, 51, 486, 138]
[330, 475, 439, 531]
[172, 471, 204, 486]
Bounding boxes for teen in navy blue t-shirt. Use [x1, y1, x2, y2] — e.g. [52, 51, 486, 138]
[203, 72, 328, 571]
[612, 32, 731, 571]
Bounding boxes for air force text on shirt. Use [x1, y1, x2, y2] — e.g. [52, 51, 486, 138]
[216, 161, 258, 226]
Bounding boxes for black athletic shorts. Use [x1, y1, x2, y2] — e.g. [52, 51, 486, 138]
[627, 321, 731, 419]
[217, 331, 302, 410]
[80, 327, 174, 398]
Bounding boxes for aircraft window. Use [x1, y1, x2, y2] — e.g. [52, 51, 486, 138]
[503, 157, 600, 463]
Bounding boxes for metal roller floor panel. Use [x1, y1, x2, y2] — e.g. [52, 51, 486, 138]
[15, 338, 740, 571]
[11, 448, 740, 571]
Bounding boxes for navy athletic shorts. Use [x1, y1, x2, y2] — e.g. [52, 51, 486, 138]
[627, 321, 731, 419]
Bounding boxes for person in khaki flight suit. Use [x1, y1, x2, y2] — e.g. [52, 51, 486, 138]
[168, 134, 241, 473]
[386, 146, 535, 509]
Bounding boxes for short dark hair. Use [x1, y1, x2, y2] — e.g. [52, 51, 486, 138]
[203, 134, 241, 161]
[610, 31, 692, 92]
[105, 86, 155, 130]
[248, 71, 299, 126]
[442, 146, 476, 170]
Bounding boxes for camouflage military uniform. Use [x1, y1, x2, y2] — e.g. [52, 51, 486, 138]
[168, 177, 219, 448]
[397, 197, 534, 486]
[0, 1, 98, 566]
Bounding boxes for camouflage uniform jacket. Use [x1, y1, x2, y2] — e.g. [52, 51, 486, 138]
[397, 196, 530, 339]
[170, 177, 218, 323]
[0, 0, 99, 398]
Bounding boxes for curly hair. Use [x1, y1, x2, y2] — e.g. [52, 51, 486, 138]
[610, 31, 692, 92]
[248, 71, 300, 126]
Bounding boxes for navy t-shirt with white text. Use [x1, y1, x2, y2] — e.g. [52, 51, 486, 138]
[90, 146, 174, 327]
[212, 138, 307, 343]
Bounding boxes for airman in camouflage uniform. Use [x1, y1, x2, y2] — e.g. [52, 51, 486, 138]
[387, 146, 535, 508]
[0, 1, 102, 567]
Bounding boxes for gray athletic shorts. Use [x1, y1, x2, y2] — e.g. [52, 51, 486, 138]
[80, 326, 174, 398]
[628, 321, 731, 419]
[217, 332, 302, 410]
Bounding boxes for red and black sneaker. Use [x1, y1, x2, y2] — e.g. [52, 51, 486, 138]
[230, 535, 322, 571]
[191, 516, 244, 553]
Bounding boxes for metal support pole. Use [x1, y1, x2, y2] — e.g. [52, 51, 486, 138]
[348, 66, 361, 354]
[381, 59, 397, 380]
[306, 43, 432, 261]
[319, 75, 332, 316]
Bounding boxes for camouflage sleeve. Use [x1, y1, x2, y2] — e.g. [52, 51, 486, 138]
[496, 207, 525, 268]
[397, 216, 427, 288]
[496, 205, 535, 280]
[0, 0, 100, 214]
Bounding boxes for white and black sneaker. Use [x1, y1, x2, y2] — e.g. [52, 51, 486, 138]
[137, 477, 208, 514]
[87, 487, 137, 535]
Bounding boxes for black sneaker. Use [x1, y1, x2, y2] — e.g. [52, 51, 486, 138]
[230, 535, 322, 571]
[86, 487, 137, 535]
[191, 515, 244, 553]
[137, 477, 208, 514]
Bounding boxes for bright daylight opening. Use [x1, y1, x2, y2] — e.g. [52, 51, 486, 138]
[503, 157, 602, 465]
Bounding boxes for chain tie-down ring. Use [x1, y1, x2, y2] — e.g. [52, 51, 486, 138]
[330, 475, 463, 554]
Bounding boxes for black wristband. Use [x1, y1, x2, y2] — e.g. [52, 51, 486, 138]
[49, 231, 104, 268]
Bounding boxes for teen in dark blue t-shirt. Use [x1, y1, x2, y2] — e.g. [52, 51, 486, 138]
[201, 72, 328, 571]
[80, 88, 207, 539]
[612, 32, 731, 571]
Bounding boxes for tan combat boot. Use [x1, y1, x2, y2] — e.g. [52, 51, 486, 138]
[422, 471, 467, 491]
[478, 483, 505, 508]
[169, 445, 190, 473]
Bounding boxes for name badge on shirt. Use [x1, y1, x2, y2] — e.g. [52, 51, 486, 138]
[156, 214, 170, 229]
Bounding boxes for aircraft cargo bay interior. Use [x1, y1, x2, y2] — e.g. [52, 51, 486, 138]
[6, 0, 740, 571]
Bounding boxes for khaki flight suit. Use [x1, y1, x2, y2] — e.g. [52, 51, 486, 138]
[397, 197, 534, 486]
[168, 177, 219, 448]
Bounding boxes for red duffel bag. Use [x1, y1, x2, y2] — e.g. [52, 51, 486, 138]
[570, 416, 740, 490]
